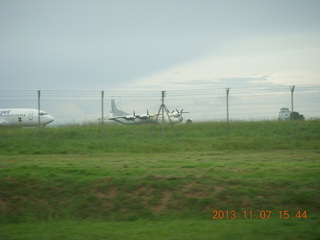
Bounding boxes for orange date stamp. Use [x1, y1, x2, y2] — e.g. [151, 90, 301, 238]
[212, 210, 307, 219]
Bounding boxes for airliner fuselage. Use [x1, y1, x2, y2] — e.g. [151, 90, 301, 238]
[108, 99, 185, 125]
[0, 108, 54, 127]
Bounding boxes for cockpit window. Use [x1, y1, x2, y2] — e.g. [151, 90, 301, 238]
[39, 112, 48, 116]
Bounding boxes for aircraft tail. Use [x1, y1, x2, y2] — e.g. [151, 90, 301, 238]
[111, 99, 129, 117]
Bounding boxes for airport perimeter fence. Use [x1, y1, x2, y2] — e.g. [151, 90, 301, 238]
[1, 84, 320, 136]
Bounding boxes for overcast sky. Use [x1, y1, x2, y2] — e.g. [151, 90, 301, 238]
[1, 0, 319, 122]
[1, 0, 320, 90]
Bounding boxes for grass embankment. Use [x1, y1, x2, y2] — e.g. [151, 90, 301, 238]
[0, 120, 319, 154]
[0, 120, 319, 239]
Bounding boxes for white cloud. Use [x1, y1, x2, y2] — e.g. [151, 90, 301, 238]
[126, 31, 320, 91]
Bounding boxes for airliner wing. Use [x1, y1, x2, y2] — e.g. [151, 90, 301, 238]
[109, 115, 136, 121]
[135, 110, 151, 120]
[135, 114, 151, 120]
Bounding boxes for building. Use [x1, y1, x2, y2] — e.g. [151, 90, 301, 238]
[278, 107, 305, 121]
[278, 107, 291, 120]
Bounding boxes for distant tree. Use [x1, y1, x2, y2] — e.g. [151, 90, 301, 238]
[290, 112, 305, 120]
[186, 119, 193, 124]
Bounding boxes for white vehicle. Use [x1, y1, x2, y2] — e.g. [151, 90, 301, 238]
[0, 108, 54, 127]
[108, 99, 186, 124]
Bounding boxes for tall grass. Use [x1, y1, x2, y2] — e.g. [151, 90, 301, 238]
[0, 120, 319, 155]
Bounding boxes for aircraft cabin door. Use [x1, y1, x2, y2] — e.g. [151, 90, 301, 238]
[29, 111, 33, 120]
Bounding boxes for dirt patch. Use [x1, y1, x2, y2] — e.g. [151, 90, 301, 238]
[179, 181, 222, 198]
[149, 190, 172, 213]
[90, 179, 223, 214]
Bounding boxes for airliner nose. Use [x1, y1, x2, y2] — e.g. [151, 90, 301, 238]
[44, 115, 55, 125]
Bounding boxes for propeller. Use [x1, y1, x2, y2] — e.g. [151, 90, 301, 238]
[124, 111, 136, 121]
[170, 109, 189, 118]
[135, 110, 151, 120]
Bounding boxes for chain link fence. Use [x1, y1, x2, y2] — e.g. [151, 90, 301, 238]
[1, 85, 319, 126]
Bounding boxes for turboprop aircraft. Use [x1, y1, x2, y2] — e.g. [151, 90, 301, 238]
[108, 99, 187, 124]
[0, 108, 54, 127]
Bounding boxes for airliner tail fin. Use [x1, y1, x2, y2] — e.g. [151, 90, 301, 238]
[111, 99, 129, 116]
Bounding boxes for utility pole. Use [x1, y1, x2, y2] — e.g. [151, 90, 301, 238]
[226, 88, 230, 137]
[290, 85, 295, 136]
[161, 90, 165, 139]
[151, 91, 178, 141]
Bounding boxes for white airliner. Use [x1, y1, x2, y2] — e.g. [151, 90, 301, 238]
[0, 108, 54, 127]
[108, 99, 187, 124]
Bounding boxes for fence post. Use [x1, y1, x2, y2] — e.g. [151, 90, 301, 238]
[101, 90, 105, 136]
[38, 90, 41, 136]
[290, 85, 295, 136]
[226, 88, 230, 137]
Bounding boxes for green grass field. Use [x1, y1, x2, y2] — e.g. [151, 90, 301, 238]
[1, 121, 319, 239]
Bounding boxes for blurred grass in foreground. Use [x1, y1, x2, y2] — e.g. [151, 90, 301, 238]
[0, 120, 319, 239]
